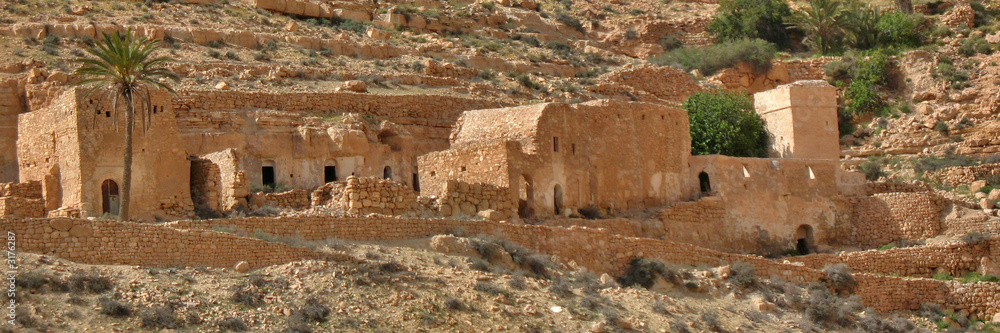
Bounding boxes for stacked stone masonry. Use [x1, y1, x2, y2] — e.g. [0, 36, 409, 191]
[260, 189, 311, 209]
[848, 192, 945, 247]
[5, 218, 347, 270]
[159, 216, 1000, 318]
[0, 181, 44, 218]
[435, 180, 516, 219]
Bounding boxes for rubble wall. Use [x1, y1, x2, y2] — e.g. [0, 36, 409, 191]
[4, 218, 342, 270]
[849, 192, 944, 247]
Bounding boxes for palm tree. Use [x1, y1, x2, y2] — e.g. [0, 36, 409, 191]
[790, 0, 847, 55]
[75, 29, 178, 221]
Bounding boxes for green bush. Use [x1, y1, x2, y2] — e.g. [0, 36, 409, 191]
[876, 11, 925, 48]
[842, 52, 888, 118]
[651, 39, 776, 76]
[684, 90, 769, 157]
[707, 0, 793, 49]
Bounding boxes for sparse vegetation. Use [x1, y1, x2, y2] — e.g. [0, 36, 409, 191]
[651, 39, 777, 76]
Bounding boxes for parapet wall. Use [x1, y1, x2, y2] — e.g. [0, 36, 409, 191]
[5, 218, 344, 270]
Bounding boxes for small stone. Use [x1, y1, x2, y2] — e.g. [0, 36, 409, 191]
[284, 21, 298, 32]
[234, 261, 250, 273]
[215, 81, 230, 90]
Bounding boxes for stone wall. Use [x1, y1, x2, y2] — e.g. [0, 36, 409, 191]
[791, 240, 993, 278]
[543, 218, 643, 237]
[159, 216, 1000, 317]
[7, 215, 1000, 318]
[321, 176, 419, 215]
[434, 180, 516, 219]
[933, 163, 1000, 187]
[848, 192, 945, 247]
[5, 218, 345, 270]
[260, 189, 311, 209]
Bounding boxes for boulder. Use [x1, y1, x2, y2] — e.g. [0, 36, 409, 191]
[980, 257, 1000, 277]
[215, 81, 230, 90]
[234, 261, 250, 273]
[337, 80, 367, 93]
[972, 180, 988, 193]
[284, 20, 298, 32]
[980, 198, 995, 210]
[989, 189, 1000, 201]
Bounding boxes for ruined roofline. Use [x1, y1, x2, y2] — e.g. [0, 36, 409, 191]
[450, 99, 688, 151]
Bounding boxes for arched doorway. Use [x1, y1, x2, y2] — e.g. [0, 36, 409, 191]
[795, 225, 814, 255]
[698, 172, 711, 194]
[383, 166, 392, 180]
[553, 184, 564, 216]
[101, 179, 120, 216]
[518, 175, 534, 218]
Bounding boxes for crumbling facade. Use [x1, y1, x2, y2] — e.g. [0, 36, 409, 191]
[419, 100, 692, 218]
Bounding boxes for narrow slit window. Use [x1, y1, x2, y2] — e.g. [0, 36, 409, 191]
[553, 137, 560, 152]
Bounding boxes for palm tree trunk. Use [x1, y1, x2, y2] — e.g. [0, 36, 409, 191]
[120, 93, 134, 221]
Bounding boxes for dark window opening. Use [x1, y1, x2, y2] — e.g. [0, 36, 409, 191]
[412, 173, 420, 192]
[572, 144, 576, 155]
[324, 166, 337, 183]
[796, 238, 810, 255]
[105, 111, 111, 118]
[553, 137, 560, 152]
[262, 166, 275, 187]
[383, 166, 392, 180]
[698, 172, 711, 194]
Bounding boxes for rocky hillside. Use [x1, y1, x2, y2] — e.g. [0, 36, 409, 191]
[7, 236, 945, 332]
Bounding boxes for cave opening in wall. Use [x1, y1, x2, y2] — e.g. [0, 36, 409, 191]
[795, 224, 814, 255]
[324, 165, 337, 183]
[262, 161, 276, 188]
[384, 166, 392, 180]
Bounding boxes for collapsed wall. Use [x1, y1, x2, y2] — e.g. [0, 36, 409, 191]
[0, 181, 44, 218]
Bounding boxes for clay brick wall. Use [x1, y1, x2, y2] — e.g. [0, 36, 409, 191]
[5, 218, 342, 270]
[849, 192, 944, 247]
